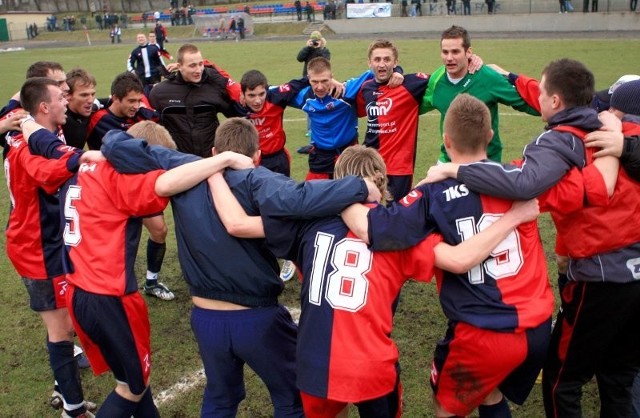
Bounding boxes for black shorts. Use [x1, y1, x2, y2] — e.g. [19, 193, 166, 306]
[22, 276, 67, 311]
[260, 148, 291, 177]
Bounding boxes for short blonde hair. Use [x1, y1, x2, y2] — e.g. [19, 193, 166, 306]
[127, 121, 177, 149]
[334, 145, 392, 203]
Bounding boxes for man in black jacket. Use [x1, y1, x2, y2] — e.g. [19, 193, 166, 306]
[149, 43, 236, 157]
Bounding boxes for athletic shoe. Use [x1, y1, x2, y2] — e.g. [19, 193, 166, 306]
[50, 392, 96, 413]
[74, 345, 90, 369]
[143, 282, 175, 301]
[49, 389, 63, 410]
[297, 144, 313, 154]
[280, 260, 295, 282]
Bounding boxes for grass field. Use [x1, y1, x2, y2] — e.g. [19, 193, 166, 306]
[0, 35, 636, 417]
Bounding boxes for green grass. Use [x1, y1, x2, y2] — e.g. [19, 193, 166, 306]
[0, 38, 634, 417]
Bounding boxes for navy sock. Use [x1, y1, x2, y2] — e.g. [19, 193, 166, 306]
[96, 389, 137, 418]
[146, 239, 166, 276]
[47, 339, 85, 410]
[134, 387, 160, 418]
[478, 396, 511, 418]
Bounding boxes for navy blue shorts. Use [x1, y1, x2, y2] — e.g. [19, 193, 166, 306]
[69, 286, 151, 395]
[387, 175, 413, 202]
[260, 148, 291, 177]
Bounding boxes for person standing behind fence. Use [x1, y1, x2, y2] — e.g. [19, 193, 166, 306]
[295, 0, 303, 20]
[305, 1, 314, 21]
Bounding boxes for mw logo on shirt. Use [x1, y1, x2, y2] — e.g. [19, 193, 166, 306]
[443, 184, 469, 201]
[366, 98, 393, 122]
[250, 117, 266, 126]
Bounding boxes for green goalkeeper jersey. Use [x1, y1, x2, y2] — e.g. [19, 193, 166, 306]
[420, 65, 539, 162]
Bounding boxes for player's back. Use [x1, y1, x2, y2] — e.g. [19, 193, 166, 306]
[264, 214, 438, 402]
[424, 178, 553, 332]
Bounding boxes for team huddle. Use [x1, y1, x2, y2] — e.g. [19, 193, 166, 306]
[2, 23, 640, 418]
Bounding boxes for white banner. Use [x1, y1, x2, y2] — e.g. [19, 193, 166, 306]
[346, 3, 392, 18]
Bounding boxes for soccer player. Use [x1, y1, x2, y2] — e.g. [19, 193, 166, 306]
[86, 72, 159, 151]
[127, 33, 164, 87]
[100, 117, 382, 417]
[290, 57, 399, 180]
[7, 77, 102, 418]
[424, 60, 640, 418]
[62, 68, 98, 149]
[20, 119, 253, 417]
[419, 26, 539, 163]
[209, 143, 541, 418]
[87, 75, 172, 300]
[149, 43, 236, 158]
[356, 39, 431, 200]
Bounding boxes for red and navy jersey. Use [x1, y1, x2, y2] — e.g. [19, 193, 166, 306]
[230, 79, 308, 156]
[61, 162, 168, 296]
[5, 130, 82, 279]
[357, 73, 430, 176]
[86, 106, 159, 150]
[263, 214, 440, 402]
[368, 179, 554, 332]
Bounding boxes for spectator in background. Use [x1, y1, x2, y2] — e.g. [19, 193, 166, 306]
[413, 0, 423, 15]
[95, 13, 103, 29]
[120, 14, 128, 28]
[462, 0, 471, 14]
[486, 0, 496, 13]
[401, 0, 409, 15]
[295, 0, 302, 20]
[244, 4, 251, 14]
[110, 24, 121, 43]
[154, 21, 168, 50]
[632, 0, 638, 11]
[237, 16, 246, 39]
[305, 1, 313, 21]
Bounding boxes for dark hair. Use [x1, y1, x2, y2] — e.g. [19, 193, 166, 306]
[241, 70, 268, 93]
[542, 59, 595, 108]
[26, 61, 64, 79]
[20, 77, 58, 114]
[441, 25, 471, 50]
[214, 118, 259, 157]
[110, 72, 143, 100]
[66, 68, 96, 94]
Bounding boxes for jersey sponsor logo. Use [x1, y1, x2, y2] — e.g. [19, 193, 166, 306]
[250, 117, 266, 126]
[168, 99, 182, 104]
[443, 184, 469, 201]
[79, 163, 97, 172]
[57, 145, 77, 153]
[626, 257, 640, 279]
[463, 78, 471, 88]
[326, 102, 335, 111]
[399, 189, 423, 207]
[365, 98, 393, 122]
[279, 84, 291, 93]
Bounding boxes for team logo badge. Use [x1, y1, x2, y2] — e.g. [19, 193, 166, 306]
[399, 189, 423, 207]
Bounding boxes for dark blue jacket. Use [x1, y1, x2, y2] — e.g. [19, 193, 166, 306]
[102, 130, 369, 306]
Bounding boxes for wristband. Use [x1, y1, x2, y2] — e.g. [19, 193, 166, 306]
[19, 115, 35, 128]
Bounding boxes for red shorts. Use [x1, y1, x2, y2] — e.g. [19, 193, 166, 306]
[305, 171, 332, 181]
[301, 378, 402, 418]
[430, 320, 550, 416]
[66, 285, 152, 395]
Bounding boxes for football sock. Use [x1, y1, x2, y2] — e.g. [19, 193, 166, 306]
[47, 339, 85, 413]
[134, 387, 160, 418]
[96, 389, 137, 417]
[478, 396, 511, 418]
[146, 238, 166, 280]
